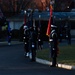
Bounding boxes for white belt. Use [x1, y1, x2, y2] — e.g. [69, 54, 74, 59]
[49, 39, 53, 41]
[32, 45, 35, 48]
[24, 37, 25, 39]
[38, 39, 41, 41]
[25, 42, 27, 44]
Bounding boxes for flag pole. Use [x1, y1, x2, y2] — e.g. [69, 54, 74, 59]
[39, 15, 41, 28]
[50, 0, 55, 24]
[24, 10, 26, 25]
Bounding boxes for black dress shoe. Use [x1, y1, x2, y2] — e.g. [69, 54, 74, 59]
[30, 59, 36, 62]
[50, 65, 56, 67]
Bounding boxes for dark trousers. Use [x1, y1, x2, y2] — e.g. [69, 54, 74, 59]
[24, 43, 29, 53]
[31, 48, 36, 61]
[31, 42, 36, 61]
[52, 57, 57, 66]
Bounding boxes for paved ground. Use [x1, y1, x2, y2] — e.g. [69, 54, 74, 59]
[0, 42, 75, 75]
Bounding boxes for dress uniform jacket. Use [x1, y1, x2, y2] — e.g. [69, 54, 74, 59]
[23, 29, 29, 53]
[49, 30, 58, 58]
[38, 31, 43, 46]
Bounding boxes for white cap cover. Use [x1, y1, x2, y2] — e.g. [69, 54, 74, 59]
[24, 25, 27, 29]
[51, 25, 57, 28]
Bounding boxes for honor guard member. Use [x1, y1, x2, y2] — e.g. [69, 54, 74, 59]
[49, 24, 59, 67]
[5, 21, 12, 45]
[23, 25, 29, 57]
[30, 27, 37, 61]
[37, 27, 43, 50]
[65, 22, 71, 45]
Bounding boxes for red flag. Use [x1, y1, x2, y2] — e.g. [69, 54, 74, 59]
[46, 17, 51, 37]
[50, 5, 53, 16]
[46, 5, 53, 37]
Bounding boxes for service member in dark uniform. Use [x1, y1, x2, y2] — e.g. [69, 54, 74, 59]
[5, 21, 12, 45]
[29, 27, 37, 61]
[7, 28, 12, 45]
[37, 27, 43, 50]
[65, 21, 71, 45]
[49, 24, 59, 67]
[23, 25, 29, 57]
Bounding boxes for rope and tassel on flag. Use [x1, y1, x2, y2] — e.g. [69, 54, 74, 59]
[46, 5, 53, 37]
